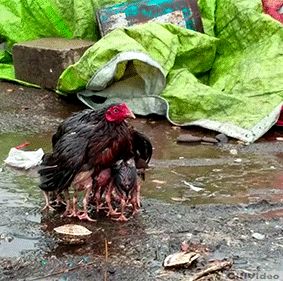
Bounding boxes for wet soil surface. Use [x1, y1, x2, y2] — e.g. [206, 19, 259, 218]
[0, 81, 282, 280]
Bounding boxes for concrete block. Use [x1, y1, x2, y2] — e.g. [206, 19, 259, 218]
[12, 38, 94, 89]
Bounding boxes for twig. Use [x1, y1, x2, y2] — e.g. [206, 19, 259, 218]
[20, 261, 96, 281]
[104, 238, 108, 281]
[189, 260, 233, 281]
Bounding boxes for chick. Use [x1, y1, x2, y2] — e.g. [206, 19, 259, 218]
[107, 159, 140, 222]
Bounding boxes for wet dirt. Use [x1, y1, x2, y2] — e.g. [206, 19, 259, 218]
[0, 81, 282, 280]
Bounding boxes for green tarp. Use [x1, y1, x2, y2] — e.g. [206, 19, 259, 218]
[0, 0, 283, 142]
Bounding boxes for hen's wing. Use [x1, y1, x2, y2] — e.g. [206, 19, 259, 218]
[52, 108, 105, 148]
[52, 109, 91, 147]
[131, 129, 152, 166]
[39, 124, 95, 193]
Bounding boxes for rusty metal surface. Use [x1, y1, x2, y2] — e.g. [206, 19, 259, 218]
[96, 0, 203, 36]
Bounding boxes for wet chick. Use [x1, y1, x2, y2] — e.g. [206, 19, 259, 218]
[106, 159, 140, 222]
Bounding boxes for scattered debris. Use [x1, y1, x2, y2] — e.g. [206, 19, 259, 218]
[171, 197, 189, 202]
[53, 224, 92, 244]
[0, 233, 14, 242]
[276, 137, 283, 141]
[15, 141, 30, 149]
[200, 141, 214, 146]
[234, 158, 242, 163]
[152, 179, 166, 184]
[180, 241, 210, 254]
[188, 260, 233, 281]
[230, 149, 238, 155]
[180, 241, 190, 252]
[172, 126, 181, 130]
[182, 180, 204, 192]
[252, 232, 265, 240]
[163, 251, 200, 268]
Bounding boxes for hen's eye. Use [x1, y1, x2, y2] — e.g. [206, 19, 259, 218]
[113, 108, 119, 113]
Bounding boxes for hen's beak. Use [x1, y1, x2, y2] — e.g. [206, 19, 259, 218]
[127, 109, 136, 119]
[121, 103, 136, 119]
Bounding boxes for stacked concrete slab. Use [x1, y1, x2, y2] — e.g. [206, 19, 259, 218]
[12, 38, 94, 89]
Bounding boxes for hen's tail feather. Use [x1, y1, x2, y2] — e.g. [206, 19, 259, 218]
[38, 165, 74, 193]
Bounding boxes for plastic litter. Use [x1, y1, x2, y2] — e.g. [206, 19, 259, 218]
[4, 147, 44, 169]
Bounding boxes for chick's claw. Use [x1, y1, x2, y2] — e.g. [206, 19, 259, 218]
[78, 212, 96, 222]
[107, 209, 120, 217]
[114, 214, 128, 222]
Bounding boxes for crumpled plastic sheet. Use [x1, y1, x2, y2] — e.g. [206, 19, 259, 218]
[4, 147, 44, 169]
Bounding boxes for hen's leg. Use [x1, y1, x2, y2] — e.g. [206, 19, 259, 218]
[55, 193, 66, 207]
[78, 184, 96, 222]
[41, 191, 55, 212]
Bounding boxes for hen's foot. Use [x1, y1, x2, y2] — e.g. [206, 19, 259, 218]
[41, 204, 55, 212]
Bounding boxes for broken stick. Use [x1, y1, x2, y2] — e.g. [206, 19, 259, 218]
[188, 260, 233, 281]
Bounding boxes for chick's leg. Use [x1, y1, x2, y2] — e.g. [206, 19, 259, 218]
[131, 183, 140, 216]
[106, 183, 120, 217]
[67, 190, 79, 218]
[115, 198, 128, 222]
[78, 183, 96, 222]
[95, 186, 103, 212]
[136, 182, 141, 208]
[41, 191, 55, 212]
[62, 190, 72, 217]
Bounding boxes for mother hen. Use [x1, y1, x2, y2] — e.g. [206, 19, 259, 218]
[38, 103, 152, 221]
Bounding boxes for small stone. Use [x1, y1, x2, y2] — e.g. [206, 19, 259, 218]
[201, 136, 218, 143]
[252, 233, 265, 240]
[215, 133, 229, 143]
[5, 236, 13, 243]
[108, 267, 116, 274]
[177, 134, 202, 143]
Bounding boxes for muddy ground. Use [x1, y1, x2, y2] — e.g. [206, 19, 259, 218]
[0, 81, 282, 280]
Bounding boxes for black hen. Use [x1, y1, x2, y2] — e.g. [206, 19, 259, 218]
[38, 103, 135, 221]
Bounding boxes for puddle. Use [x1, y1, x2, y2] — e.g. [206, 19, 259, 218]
[0, 123, 283, 260]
